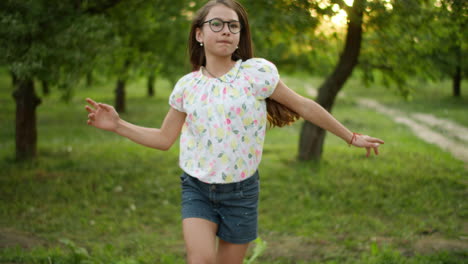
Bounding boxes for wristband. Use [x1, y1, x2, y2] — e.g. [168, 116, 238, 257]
[348, 132, 361, 146]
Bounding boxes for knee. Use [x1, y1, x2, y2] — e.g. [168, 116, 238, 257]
[187, 253, 216, 264]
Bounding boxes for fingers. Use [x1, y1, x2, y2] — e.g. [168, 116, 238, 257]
[85, 99, 114, 114]
[85, 105, 94, 113]
[87, 112, 97, 127]
[88, 113, 95, 122]
[86, 98, 99, 109]
[368, 136, 385, 144]
[364, 146, 379, 157]
[362, 134, 383, 143]
[85, 97, 113, 113]
[362, 139, 381, 157]
[353, 134, 383, 157]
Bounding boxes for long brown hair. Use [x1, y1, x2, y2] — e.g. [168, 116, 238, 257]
[188, 0, 299, 127]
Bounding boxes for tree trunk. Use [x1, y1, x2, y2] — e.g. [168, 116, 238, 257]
[147, 73, 155, 97]
[86, 72, 93, 88]
[41, 80, 49, 96]
[11, 71, 17, 88]
[453, 65, 461, 97]
[115, 60, 130, 113]
[12, 77, 41, 161]
[115, 78, 126, 113]
[453, 44, 462, 97]
[298, 0, 365, 161]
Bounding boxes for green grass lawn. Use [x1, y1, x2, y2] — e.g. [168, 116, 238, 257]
[0, 71, 466, 264]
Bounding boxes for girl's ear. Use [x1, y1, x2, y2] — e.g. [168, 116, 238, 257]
[195, 28, 204, 43]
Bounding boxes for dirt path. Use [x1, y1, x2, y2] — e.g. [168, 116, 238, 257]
[0, 228, 47, 249]
[304, 87, 468, 165]
[357, 98, 468, 164]
[411, 112, 468, 143]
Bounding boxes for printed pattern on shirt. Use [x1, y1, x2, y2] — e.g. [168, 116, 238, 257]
[169, 58, 279, 183]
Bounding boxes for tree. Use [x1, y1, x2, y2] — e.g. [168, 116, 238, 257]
[0, 0, 117, 160]
[359, 0, 467, 97]
[433, 0, 467, 97]
[242, 0, 321, 70]
[298, 0, 366, 161]
[297, 0, 467, 161]
[103, 0, 188, 112]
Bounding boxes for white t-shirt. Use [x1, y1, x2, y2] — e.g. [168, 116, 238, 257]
[169, 58, 280, 183]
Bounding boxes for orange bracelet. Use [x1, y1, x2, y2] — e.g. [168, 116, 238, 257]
[348, 132, 361, 146]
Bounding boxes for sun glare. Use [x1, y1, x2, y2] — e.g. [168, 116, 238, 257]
[330, 9, 348, 27]
[328, 0, 353, 29]
[313, 0, 393, 34]
[327, 0, 392, 29]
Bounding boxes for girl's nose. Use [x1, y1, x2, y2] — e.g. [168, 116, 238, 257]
[221, 25, 231, 35]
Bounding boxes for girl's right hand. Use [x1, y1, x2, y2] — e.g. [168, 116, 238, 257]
[85, 98, 120, 132]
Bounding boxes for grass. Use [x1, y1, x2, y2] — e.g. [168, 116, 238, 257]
[347, 76, 468, 127]
[0, 70, 467, 263]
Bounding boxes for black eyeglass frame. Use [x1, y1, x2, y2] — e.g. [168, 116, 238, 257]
[201, 18, 242, 34]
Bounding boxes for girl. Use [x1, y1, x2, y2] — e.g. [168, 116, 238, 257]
[85, 0, 384, 263]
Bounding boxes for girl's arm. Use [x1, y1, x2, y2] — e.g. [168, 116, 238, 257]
[269, 80, 384, 156]
[85, 98, 186, 151]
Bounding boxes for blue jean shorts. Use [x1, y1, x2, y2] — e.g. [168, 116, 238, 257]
[180, 171, 260, 244]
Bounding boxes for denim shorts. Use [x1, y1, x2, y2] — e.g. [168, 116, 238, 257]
[180, 171, 260, 244]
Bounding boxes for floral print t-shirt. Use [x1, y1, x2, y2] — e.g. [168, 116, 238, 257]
[169, 58, 279, 184]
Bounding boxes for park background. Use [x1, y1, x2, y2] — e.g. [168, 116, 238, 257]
[0, 0, 467, 263]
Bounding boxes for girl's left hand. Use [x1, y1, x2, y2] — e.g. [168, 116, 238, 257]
[351, 134, 385, 157]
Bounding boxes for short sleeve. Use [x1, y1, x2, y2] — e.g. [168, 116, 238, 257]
[168, 75, 189, 112]
[243, 58, 280, 99]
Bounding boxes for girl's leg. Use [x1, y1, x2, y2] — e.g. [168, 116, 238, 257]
[216, 239, 250, 264]
[183, 218, 218, 264]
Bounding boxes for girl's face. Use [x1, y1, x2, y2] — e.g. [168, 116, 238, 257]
[196, 4, 241, 60]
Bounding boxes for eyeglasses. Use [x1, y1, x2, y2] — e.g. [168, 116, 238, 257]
[202, 18, 242, 34]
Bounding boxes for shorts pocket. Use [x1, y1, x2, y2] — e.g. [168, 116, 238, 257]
[180, 173, 190, 184]
[240, 181, 259, 199]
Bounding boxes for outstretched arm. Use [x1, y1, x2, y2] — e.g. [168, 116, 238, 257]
[269, 80, 384, 156]
[85, 98, 186, 151]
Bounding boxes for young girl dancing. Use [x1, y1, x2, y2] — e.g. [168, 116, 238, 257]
[85, 0, 384, 263]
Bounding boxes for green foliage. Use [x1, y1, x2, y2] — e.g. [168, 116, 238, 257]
[355, 243, 467, 264]
[100, 0, 190, 84]
[359, 0, 467, 95]
[0, 0, 191, 95]
[0, 0, 115, 85]
[245, 237, 268, 264]
[242, 0, 339, 74]
[2, 0, 463, 99]
[59, 239, 92, 263]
